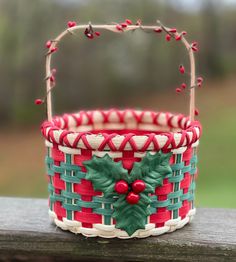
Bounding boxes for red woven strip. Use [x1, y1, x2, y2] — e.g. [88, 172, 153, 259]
[74, 149, 92, 171]
[179, 200, 190, 218]
[74, 210, 102, 224]
[150, 210, 171, 224]
[54, 201, 66, 221]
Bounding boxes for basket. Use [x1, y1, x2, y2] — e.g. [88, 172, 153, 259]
[41, 21, 202, 239]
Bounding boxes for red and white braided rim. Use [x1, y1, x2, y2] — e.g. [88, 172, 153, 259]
[41, 109, 201, 151]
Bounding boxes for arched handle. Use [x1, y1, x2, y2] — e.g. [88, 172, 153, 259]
[45, 22, 196, 122]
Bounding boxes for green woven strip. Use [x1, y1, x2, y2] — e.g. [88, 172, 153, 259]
[65, 154, 73, 220]
[104, 203, 112, 224]
[151, 199, 171, 208]
[50, 193, 64, 203]
[168, 173, 184, 183]
[171, 154, 182, 218]
[46, 149, 53, 210]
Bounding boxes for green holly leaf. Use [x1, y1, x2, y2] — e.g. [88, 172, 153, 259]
[83, 154, 128, 197]
[112, 193, 151, 236]
[129, 151, 173, 193]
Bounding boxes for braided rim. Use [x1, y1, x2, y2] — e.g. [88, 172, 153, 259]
[41, 109, 201, 151]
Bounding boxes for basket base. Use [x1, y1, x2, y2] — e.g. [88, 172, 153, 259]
[49, 208, 196, 239]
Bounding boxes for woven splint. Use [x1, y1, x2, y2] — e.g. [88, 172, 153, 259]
[41, 21, 202, 238]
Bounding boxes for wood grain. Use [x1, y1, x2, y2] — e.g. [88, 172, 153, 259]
[0, 197, 235, 261]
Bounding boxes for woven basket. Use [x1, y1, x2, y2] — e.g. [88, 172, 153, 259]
[41, 22, 202, 239]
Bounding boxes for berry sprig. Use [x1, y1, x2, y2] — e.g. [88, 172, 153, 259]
[154, 21, 188, 44]
[35, 68, 57, 106]
[114, 179, 146, 205]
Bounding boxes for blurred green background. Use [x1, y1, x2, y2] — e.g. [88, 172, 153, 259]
[0, 0, 235, 208]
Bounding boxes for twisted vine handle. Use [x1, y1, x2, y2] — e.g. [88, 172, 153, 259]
[45, 23, 196, 122]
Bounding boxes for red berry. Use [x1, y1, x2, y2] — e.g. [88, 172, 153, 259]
[179, 65, 185, 74]
[197, 82, 202, 88]
[169, 28, 177, 33]
[132, 180, 146, 193]
[126, 192, 140, 205]
[50, 47, 58, 53]
[50, 75, 55, 82]
[181, 83, 187, 89]
[175, 34, 182, 41]
[176, 88, 182, 93]
[182, 31, 187, 35]
[192, 41, 198, 47]
[194, 108, 199, 116]
[121, 22, 127, 28]
[34, 99, 44, 105]
[45, 40, 52, 49]
[116, 24, 123, 31]
[94, 31, 101, 36]
[67, 21, 76, 28]
[87, 33, 94, 39]
[125, 19, 132, 25]
[191, 46, 199, 52]
[165, 34, 171, 41]
[114, 180, 129, 194]
[197, 77, 203, 83]
[51, 68, 57, 75]
[154, 28, 162, 33]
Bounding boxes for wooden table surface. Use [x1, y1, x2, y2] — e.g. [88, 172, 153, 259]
[0, 197, 235, 261]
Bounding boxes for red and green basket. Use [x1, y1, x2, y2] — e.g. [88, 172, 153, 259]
[40, 20, 202, 238]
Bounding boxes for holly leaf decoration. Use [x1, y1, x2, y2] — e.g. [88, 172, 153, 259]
[129, 151, 173, 194]
[83, 154, 128, 197]
[84, 151, 172, 236]
[113, 193, 151, 236]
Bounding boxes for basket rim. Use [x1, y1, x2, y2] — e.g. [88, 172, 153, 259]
[41, 109, 201, 152]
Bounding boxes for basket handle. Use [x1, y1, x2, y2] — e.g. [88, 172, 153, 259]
[45, 23, 196, 122]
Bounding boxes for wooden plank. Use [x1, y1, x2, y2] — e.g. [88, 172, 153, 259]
[0, 197, 235, 261]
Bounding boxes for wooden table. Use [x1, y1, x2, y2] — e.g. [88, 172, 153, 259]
[0, 197, 235, 261]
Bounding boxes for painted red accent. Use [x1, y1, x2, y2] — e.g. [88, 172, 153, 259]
[114, 180, 129, 194]
[34, 99, 44, 105]
[126, 192, 140, 205]
[125, 19, 132, 25]
[165, 34, 171, 41]
[179, 65, 185, 74]
[132, 180, 146, 194]
[67, 21, 77, 28]
[45, 40, 52, 48]
[154, 28, 162, 33]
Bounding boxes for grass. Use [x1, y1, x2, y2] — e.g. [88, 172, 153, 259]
[0, 76, 235, 208]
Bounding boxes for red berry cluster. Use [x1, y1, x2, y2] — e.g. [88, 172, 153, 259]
[154, 25, 188, 43]
[115, 19, 133, 31]
[114, 179, 146, 205]
[67, 21, 77, 28]
[84, 26, 100, 39]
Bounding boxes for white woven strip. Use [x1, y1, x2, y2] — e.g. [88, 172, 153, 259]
[48, 208, 196, 239]
[46, 141, 189, 157]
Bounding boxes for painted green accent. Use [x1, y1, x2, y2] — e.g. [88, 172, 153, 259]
[84, 151, 172, 236]
[172, 154, 182, 219]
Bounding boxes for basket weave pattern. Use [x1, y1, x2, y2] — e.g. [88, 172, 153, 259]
[42, 109, 201, 238]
